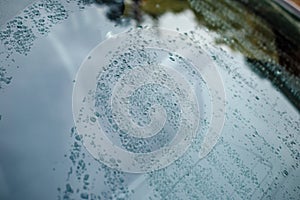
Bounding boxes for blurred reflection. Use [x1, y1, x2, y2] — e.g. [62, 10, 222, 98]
[93, 0, 143, 25]
[94, 0, 125, 22]
[132, 0, 142, 23]
[91, 0, 300, 110]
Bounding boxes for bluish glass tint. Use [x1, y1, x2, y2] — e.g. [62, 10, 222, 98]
[0, 0, 299, 200]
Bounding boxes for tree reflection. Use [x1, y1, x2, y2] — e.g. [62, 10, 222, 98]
[94, 0, 125, 22]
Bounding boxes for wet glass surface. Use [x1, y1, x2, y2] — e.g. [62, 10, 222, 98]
[0, 0, 299, 199]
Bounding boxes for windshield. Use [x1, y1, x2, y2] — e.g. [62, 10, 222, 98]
[0, 0, 299, 200]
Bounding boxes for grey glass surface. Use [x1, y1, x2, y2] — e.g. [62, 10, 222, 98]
[0, 0, 299, 200]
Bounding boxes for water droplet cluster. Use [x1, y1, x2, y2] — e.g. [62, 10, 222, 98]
[58, 127, 132, 200]
[94, 48, 198, 154]
[0, 0, 94, 91]
[144, 27, 300, 199]
[72, 27, 222, 173]
[188, 0, 300, 109]
[0, 0, 70, 56]
[60, 27, 299, 199]
[0, 66, 12, 89]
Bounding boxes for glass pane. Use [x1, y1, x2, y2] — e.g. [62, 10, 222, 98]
[0, 0, 299, 199]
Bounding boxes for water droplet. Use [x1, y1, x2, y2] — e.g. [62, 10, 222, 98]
[90, 116, 96, 123]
